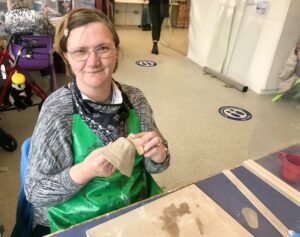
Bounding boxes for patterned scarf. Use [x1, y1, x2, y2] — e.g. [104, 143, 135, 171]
[70, 79, 132, 145]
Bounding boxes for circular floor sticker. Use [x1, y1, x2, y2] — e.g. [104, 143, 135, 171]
[136, 60, 157, 67]
[219, 106, 252, 121]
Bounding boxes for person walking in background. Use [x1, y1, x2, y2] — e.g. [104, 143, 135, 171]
[148, 0, 169, 55]
[5, 0, 55, 38]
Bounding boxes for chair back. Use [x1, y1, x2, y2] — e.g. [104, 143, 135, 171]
[11, 137, 33, 237]
[10, 34, 52, 71]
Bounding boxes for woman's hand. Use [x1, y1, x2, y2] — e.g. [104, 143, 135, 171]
[132, 132, 167, 164]
[41, 7, 48, 16]
[70, 147, 116, 185]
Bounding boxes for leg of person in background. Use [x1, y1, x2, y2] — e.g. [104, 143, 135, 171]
[149, 3, 167, 54]
[158, 2, 169, 36]
[145, 7, 152, 31]
[141, 7, 151, 31]
[149, 4, 160, 55]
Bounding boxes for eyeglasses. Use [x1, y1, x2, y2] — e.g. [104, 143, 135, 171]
[67, 45, 116, 61]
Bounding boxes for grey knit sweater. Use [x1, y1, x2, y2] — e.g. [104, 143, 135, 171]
[25, 83, 170, 227]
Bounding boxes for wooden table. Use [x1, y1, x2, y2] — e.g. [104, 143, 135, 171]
[47, 146, 300, 237]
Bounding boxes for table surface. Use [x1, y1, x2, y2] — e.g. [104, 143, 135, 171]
[48, 147, 300, 237]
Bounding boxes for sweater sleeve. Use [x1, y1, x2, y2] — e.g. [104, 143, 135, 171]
[121, 84, 170, 173]
[25, 88, 83, 207]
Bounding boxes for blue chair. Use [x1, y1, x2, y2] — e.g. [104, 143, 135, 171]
[289, 230, 300, 237]
[11, 137, 33, 237]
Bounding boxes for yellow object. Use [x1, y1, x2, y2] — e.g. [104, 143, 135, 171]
[11, 72, 26, 85]
[272, 77, 300, 102]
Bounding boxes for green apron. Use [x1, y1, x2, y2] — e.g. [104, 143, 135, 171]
[48, 109, 161, 232]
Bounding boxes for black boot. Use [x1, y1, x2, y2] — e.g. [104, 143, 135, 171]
[142, 24, 151, 31]
[0, 127, 17, 152]
[151, 42, 159, 55]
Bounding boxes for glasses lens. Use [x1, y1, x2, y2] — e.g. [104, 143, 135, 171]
[69, 46, 115, 61]
[70, 49, 89, 61]
[95, 46, 115, 58]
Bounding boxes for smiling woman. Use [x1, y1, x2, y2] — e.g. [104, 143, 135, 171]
[63, 22, 118, 101]
[24, 8, 170, 236]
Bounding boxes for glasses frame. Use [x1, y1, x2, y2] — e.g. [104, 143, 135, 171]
[67, 45, 116, 62]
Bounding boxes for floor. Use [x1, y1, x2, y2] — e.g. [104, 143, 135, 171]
[0, 25, 299, 235]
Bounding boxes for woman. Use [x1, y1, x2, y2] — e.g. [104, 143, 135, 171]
[25, 8, 170, 236]
[5, 0, 55, 37]
[148, 0, 169, 54]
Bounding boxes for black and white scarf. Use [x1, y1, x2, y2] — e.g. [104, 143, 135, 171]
[70, 79, 132, 145]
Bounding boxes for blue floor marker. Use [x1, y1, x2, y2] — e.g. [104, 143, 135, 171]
[136, 60, 157, 67]
[219, 106, 252, 121]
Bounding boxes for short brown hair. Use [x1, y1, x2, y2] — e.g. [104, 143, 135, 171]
[54, 8, 120, 76]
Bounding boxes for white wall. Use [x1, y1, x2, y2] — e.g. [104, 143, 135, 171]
[227, 0, 290, 93]
[188, 0, 300, 94]
[188, 0, 221, 67]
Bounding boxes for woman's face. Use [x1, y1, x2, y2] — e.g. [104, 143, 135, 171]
[64, 22, 118, 94]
